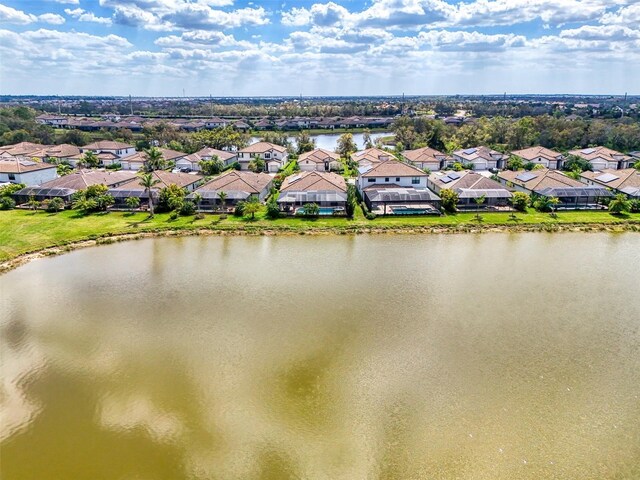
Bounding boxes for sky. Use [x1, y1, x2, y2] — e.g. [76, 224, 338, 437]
[0, 0, 639, 96]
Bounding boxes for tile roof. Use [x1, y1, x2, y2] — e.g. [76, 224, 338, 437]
[36, 170, 137, 190]
[360, 159, 427, 178]
[0, 158, 57, 174]
[351, 147, 397, 164]
[454, 146, 507, 162]
[83, 140, 135, 150]
[114, 170, 203, 190]
[280, 171, 346, 193]
[511, 146, 564, 162]
[239, 142, 287, 154]
[298, 148, 340, 164]
[498, 168, 584, 191]
[580, 168, 640, 191]
[401, 146, 447, 163]
[193, 170, 272, 194]
[568, 146, 631, 162]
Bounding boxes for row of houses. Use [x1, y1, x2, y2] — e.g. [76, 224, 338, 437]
[36, 114, 395, 132]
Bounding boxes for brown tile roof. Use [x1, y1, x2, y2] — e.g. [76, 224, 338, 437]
[0, 142, 51, 157]
[298, 148, 340, 164]
[351, 148, 397, 164]
[83, 140, 135, 150]
[511, 146, 563, 162]
[37, 170, 137, 190]
[0, 158, 57, 174]
[361, 159, 427, 178]
[401, 146, 447, 163]
[239, 142, 287, 154]
[580, 168, 640, 191]
[194, 170, 272, 194]
[114, 171, 203, 190]
[280, 171, 346, 192]
[43, 144, 82, 159]
[568, 146, 631, 162]
[190, 147, 237, 162]
[454, 146, 507, 162]
[498, 168, 583, 191]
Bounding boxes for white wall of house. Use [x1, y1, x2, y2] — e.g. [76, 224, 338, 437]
[357, 175, 427, 191]
[175, 159, 200, 171]
[413, 161, 440, 171]
[299, 159, 340, 172]
[590, 157, 620, 170]
[81, 147, 136, 159]
[0, 168, 57, 186]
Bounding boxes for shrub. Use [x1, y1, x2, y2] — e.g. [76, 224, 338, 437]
[0, 197, 16, 210]
[365, 212, 377, 220]
[439, 189, 459, 214]
[179, 200, 196, 216]
[219, 214, 228, 220]
[630, 199, 640, 213]
[169, 211, 179, 220]
[265, 196, 280, 219]
[195, 213, 205, 220]
[0, 183, 25, 197]
[510, 192, 530, 212]
[233, 204, 244, 217]
[46, 197, 65, 213]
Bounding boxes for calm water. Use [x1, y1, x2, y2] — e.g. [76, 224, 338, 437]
[1, 234, 639, 480]
[250, 131, 392, 151]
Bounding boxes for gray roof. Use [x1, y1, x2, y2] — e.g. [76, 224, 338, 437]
[13, 186, 76, 198]
[536, 186, 612, 198]
[187, 190, 251, 200]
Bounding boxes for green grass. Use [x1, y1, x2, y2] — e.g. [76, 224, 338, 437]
[1, 208, 639, 263]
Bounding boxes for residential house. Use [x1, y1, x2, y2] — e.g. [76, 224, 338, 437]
[204, 117, 229, 129]
[451, 147, 509, 170]
[119, 148, 188, 170]
[187, 170, 273, 211]
[498, 168, 611, 209]
[0, 158, 57, 186]
[277, 171, 347, 214]
[357, 160, 440, 215]
[13, 170, 136, 205]
[401, 147, 448, 171]
[81, 140, 136, 161]
[108, 170, 203, 207]
[568, 146, 632, 170]
[351, 148, 397, 168]
[298, 149, 341, 172]
[427, 171, 512, 210]
[36, 114, 68, 126]
[579, 169, 640, 199]
[237, 142, 288, 172]
[176, 147, 238, 172]
[511, 146, 565, 170]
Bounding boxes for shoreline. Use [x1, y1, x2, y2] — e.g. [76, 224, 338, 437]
[2, 221, 639, 275]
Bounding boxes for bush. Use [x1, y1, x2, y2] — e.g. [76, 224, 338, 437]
[195, 213, 205, 220]
[105, 163, 122, 170]
[0, 183, 25, 197]
[219, 214, 228, 220]
[233, 204, 244, 217]
[630, 200, 640, 213]
[265, 196, 280, 219]
[0, 197, 16, 210]
[169, 211, 178, 220]
[46, 197, 65, 213]
[365, 212, 377, 220]
[179, 200, 196, 216]
[439, 189, 459, 214]
[510, 192, 530, 212]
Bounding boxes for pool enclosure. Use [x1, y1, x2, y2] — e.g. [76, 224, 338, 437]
[277, 190, 348, 214]
[534, 186, 612, 210]
[363, 187, 441, 215]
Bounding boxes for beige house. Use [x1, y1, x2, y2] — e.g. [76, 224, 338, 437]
[401, 147, 448, 171]
[119, 148, 187, 170]
[568, 147, 632, 170]
[298, 149, 341, 172]
[427, 171, 512, 209]
[237, 142, 288, 172]
[351, 148, 396, 168]
[0, 158, 57, 186]
[278, 171, 347, 213]
[177, 147, 238, 172]
[580, 168, 640, 199]
[108, 170, 203, 207]
[511, 146, 564, 170]
[81, 140, 136, 159]
[451, 147, 508, 170]
[187, 170, 273, 210]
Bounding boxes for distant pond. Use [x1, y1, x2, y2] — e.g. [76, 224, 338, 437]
[250, 131, 393, 151]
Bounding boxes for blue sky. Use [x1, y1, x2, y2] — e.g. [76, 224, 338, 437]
[1, 0, 638, 96]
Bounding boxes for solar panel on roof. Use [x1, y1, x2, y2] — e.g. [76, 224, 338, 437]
[447, 172, 460, 180]
[463, 148, 477, 155]
[440, 176, 452, 184]
[19, 160, 37, 166]
[595, 173, 619, 183]
[581, 148, 596, 155]
[515, 172, 537, 182]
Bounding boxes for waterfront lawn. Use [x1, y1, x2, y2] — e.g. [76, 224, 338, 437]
[1, 208, 639, 262]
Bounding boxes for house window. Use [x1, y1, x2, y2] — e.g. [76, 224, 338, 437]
[8, 173, 16, 181]
[411, 177, 420, 184]
[264, 153, 271, 159]
[367, 178, 375, 183]
[385, 177, 389, 182]
[396, 177, 400, 182]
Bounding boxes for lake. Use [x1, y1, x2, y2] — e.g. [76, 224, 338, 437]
[250, 131, 392, 151]
[1, 233, 639, 480]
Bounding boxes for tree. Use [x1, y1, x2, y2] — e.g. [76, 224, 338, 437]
[27, 196, 40, 212]
[301, 202, 320, 216]
[241, 195, 261, 219]
[72, 184, 114, 214]
[474, 194, 486, 221]
[565, 166, 583, 180]
[56, 163, 72, 176]
[634, 160, 640, 171]
[125, 196, 140, 210]
[191, 192, 202, 211]
[608, 193, 631, 214]
[157, 184, 186, 213]
[510, 191, 530, 212]
[439, 189, 459, 214]
[82, 151, 100, 168]
[188, 127, 249, 151]
[563, 155, 592, 172]
[248, 158, 266, 173]
[265, 195, 280, 219]
[362, 129, 374, 149]
[0, 197, 15, 210]
[336, 133, 357, 158]
[138, 172, 160, 216]
[506, 156, 524, 171]
[143, 146, 165, 172]
[533, 195, 559, 213]
[296, 131, 316, 154]
[346, 183, 357, 219]
[217, 191, 228, 211]
[199, 155, 224, 176]
[46, 197, 65, 213]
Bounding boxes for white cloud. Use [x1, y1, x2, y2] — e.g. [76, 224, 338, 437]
[38, 13, 66, 25]
[64, 8, 113, 25]
[601, 4, 640, 26]
[0, 4, 37, 24]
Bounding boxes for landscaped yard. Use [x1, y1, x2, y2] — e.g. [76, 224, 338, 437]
[1, 208, 639, 263]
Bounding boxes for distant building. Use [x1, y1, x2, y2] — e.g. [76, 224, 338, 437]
[511, 146, 565, 170]
[108, 170, 203, 207]
[81, 141, 136, 159]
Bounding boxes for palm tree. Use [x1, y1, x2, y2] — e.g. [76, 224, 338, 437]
[192, 192, 202, 211]
[138, 172, 160, 216]
[608, 193, 631, 215]
[82, 151, 100, 168]
[474, 194, 486, 221]
[241, 195, 261, 219]
[144, 147, 165, 172]
[217, 191, 228, 211]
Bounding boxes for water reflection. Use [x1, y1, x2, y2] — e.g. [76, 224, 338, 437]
[1, 234, 639, 479]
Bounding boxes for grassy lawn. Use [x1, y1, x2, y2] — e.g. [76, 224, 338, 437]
[1, 208, 639, 263]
